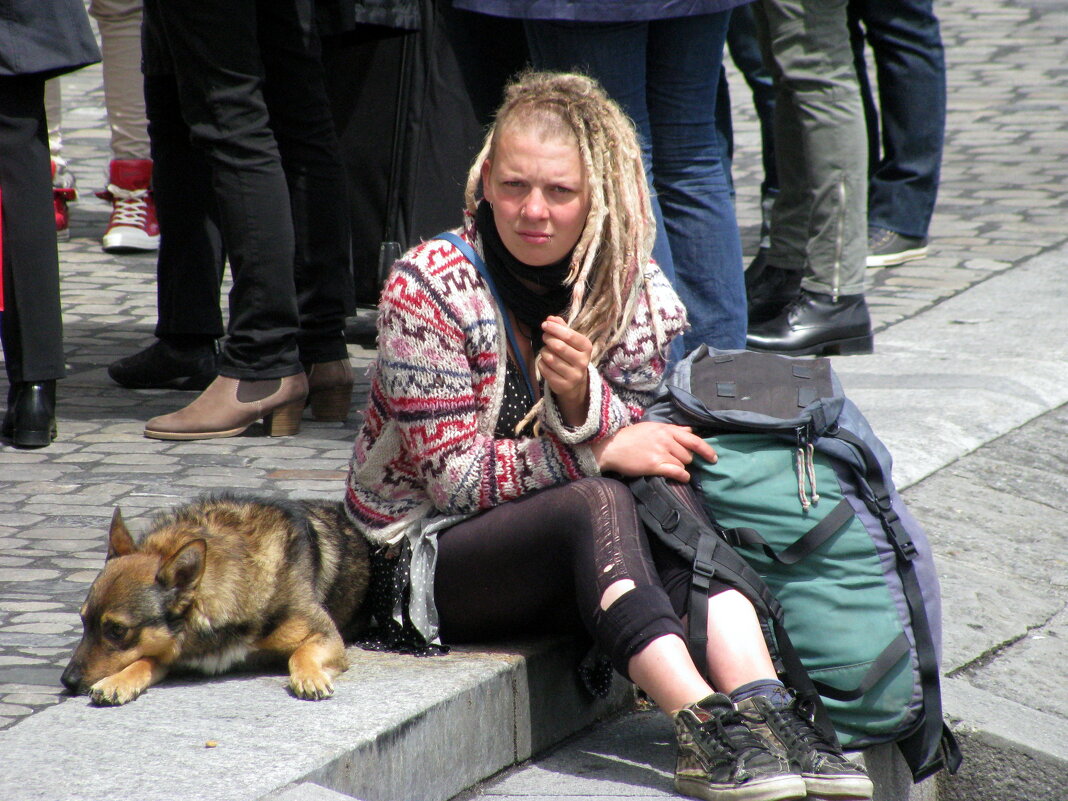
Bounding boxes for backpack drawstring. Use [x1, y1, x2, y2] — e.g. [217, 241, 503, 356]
[795, 430, 820, 510]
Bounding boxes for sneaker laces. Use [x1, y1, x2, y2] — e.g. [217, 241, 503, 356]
[868, 228, 895, 250]
[691, 706, 772, 763]
[755, 696, 837, 758]
[106, 184, 151, 227]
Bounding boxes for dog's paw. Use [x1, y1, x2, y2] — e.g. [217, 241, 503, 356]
[288, 670, 335, 701]
[89, 676, 144, 706]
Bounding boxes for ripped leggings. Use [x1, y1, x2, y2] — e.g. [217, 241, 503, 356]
[434, 476, 729, 677]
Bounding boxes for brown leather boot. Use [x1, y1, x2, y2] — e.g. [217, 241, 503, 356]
[144, 374, 308, 440]
[305, 359, 354, 422]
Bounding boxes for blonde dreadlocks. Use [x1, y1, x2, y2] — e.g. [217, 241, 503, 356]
[465, 71, 670, 431]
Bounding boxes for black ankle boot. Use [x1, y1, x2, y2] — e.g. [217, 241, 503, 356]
[108, 338, 219, 390]
[746, 264, 803, 325]
[746, 290, 874, 356]
[3, 381, 58, 448]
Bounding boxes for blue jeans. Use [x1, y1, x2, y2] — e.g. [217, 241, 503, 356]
[525, 13, 747, 352]
[849, 0, 946, 239]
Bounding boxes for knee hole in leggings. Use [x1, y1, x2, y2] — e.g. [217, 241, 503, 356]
[599, 579, 636, 612]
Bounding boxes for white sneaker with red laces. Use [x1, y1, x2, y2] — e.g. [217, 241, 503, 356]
[97, 159, 160, 253]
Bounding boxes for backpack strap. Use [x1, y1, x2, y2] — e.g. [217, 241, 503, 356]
[830, 428, 962, 779]
[629, 476, 840, 746]
[721, 498, 855, 565]
[434, 231, 536, 403]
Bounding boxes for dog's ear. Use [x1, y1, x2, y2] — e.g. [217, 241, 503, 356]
[156, 539, 207, 612]
[107, 508, 136, 560]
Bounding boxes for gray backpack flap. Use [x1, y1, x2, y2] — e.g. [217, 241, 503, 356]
[642, 346, 960, 782]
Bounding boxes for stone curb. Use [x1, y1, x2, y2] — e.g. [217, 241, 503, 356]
[0, 638, 631, 801]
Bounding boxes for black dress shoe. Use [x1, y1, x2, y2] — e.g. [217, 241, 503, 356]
[746, 264, 803, 325]
[746, 290, 874, 356]
[2, 381, 58, 448]
[108, 339, 219, 390]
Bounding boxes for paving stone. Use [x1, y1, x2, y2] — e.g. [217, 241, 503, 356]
[0, 570, 61, 583]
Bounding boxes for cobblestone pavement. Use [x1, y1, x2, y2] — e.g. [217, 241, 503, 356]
[2, 0, 1067, 731]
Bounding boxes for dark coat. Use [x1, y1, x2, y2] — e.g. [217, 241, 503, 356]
[317, 0, 421, 35]
[451, 0, 751, 22]
[0, 0, 101, 78]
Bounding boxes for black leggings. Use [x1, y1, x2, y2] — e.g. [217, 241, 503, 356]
[434, 477, 727, 677]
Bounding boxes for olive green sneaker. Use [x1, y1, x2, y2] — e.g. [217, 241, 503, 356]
[736, 694, 874, 800]
[673, 693, 807, 801]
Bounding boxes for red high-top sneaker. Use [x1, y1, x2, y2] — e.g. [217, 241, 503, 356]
[97, 159, 160, 253]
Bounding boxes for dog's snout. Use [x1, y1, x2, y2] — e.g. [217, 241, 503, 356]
[61, 662, 83, 694]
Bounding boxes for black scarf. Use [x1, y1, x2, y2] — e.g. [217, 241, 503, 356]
[476, 200, 573, 354]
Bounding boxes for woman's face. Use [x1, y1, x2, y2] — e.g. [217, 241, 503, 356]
[481, 126, 591, 267]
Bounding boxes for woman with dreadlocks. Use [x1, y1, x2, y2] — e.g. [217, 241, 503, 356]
[344, 71, 872, 801]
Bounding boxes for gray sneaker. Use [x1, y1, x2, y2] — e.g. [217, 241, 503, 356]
[736, 694, 874, 801]
[674, 693, 807, 801]
[866, 227, 929, 268]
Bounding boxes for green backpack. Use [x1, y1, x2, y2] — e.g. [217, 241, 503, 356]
[639, 346, 961, 782]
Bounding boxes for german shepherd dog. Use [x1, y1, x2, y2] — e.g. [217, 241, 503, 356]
[61, 494, 371, 705]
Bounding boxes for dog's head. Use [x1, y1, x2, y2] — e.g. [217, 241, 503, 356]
[61, 509, 207, 695]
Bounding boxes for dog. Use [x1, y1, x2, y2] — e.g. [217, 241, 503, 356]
[61, 494, 371, 706]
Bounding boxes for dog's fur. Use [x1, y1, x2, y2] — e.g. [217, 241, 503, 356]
[61, 494, 371, 705]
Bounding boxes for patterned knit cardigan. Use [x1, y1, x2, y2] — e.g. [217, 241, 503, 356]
[345, 218, 688, 548]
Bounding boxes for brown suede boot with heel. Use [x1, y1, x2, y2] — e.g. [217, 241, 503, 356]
[144, 374, 308, 440]
[305, 359, 354, 422]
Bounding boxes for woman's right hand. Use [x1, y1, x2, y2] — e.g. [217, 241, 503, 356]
[590, 422, 717, 482]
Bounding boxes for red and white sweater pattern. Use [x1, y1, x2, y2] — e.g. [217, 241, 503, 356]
[345, 220, 687, 547]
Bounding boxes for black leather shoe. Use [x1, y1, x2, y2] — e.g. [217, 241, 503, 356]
[108, 339, 219, 390]
[3, 381, 58, 448]
[746, 290, 874, 356]
[746, 264, 803, 325]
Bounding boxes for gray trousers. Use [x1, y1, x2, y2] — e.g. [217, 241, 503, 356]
[754, 0, 868, 297]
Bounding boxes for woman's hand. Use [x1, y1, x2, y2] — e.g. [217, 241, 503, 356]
[590, 422, 717, 482]
[540, 315, 593, 426]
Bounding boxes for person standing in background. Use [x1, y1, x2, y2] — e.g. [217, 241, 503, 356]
[135, 0, 356, 441]
[45, 0, 160, 253]
[453, 0, 752, 354]
[744, 0, 874, 357]
[0, 0, 101, 448]
[849, 0, 947, 268]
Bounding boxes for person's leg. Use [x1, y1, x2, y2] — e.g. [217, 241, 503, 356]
[90, 0, 160, 253]
[107, 4, 225, 392]
[745, 0, 872, 356]
[0, 74, 64, 447]
[754, 0, 867, 298]
[258, 0, 352, 369]
[646, 12, 747, 351]
[146, 0, 300, 379]
[89, 0, 150, 160]
[438, 477, 778, 709]
[648, 522, 873, 800]
[145, 73, 225, 345]
[42, 78, 77, 240]
[847, 2, 881, 179]
[0, 75, 65, 386]
[727, 3, 779, 200]
[436, 478, 664, 641]
[715, 67, 735, 200]
[140, 0, 310, 440]
[856, 0, 946, 240]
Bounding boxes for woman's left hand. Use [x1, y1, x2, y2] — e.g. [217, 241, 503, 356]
[540, 315, 592, 425]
